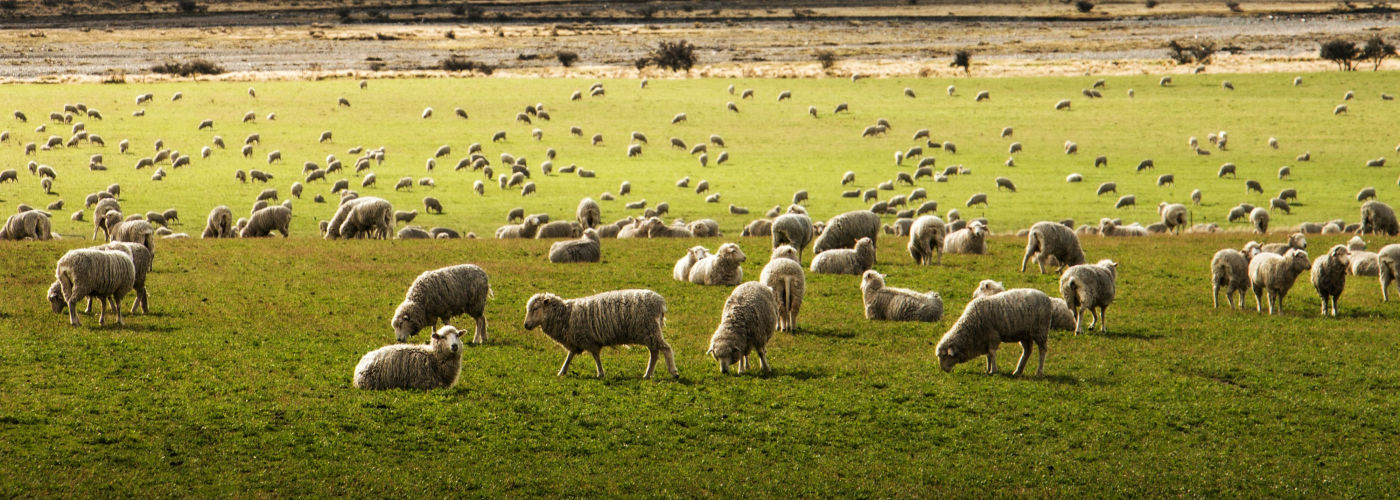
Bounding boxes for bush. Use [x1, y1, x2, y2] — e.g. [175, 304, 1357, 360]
[450, 4, 467, 16]
[439, 56, 494, 75]
[1166, 39, 1217, 65]
[176, 0, 204, 13]
[0, 0, 17, 9]
[816, 50, 838, 70]
[652, 40, 697, 72]
[634, 57, 652, 71]
[1076, 1, 1095, 12]
[1145, 0, 1158, 7]
[950, 49, 971, 75]
[556, 50, 579, 68]
[335, 7, 352, 21]
[1320, 38, 1360, 71]
[1225, 1, 1242, 11]
[150, 59, 225, 76]
[1361, 35, 1396, 70]
[101, 69, 126, 85]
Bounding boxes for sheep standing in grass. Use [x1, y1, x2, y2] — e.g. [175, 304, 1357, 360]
[352, 325, 463, 390]
[94, 241, 152, 314]
[1310, 245, 1351, 317]
[907, 215, 946, 265]
[1211, 245, 1262, 309]
[1060, 259, 1118, 335]
[524, 289, 677, 379]
[328, 197, 393, 239]
[772, 213, 814, 260]
[202, 205, 234, 238]
[861, 271, 943, 322]
[392, 264, 492, 343]
[1250, 207, 1270, 234]
[241, 205, 291, 237]
[1158, 202, 1189, 234]
[1377, 244, 1400, 301]
[576, 197, 601, 229]
[673, 246, 711, 281]
[760, 245, 804, 332]
[1248, 248, 1311, 314]
[53, 248, 135, 327]
[935, 288, 1052, 376]
[111, 219, 156, 252]
[812, 210, 879, 254]
[943, 222, 988, 254]
[971, 280, 1077, 331]
[689, 243, 746, 285]
[811, 237, 875, 275]
[706, 282, 779, 374]
[0, 210, 52, 240]
[1021, 221, 1085, 274]
[549, 228, 600, 263]
[1360, 200, 1399, 236]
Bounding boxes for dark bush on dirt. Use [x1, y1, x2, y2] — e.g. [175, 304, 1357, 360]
[1361, 35, 1396, 70]
[439, 56, 494, 75]
[1145, 0, 1158, 7]
[950, 49, 971, 75]
[1320, 38, 1360, 71]
[652, 40, 697, 72]
[1166, 40, 1217, 65]
[1075, 1, 1095, 13]
[556, 51, 579, 67]
[151, 59, 224, 76]
[816, 50, 838, 70]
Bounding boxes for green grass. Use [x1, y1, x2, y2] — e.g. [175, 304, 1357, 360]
[2, 73, 1400, 496]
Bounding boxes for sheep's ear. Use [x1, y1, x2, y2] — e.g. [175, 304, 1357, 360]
[431, 332, 442, 340]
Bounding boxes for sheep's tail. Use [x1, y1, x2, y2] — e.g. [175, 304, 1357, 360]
[1065, 276, 1081, 305]
[1381, 253, 1400, 278]
[486, 285, 495, 300]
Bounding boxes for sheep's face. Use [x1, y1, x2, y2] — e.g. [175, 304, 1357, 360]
[1287, 250, 1311, 271]
[1291, 233, 1308, 250]
[770, 245, 798, 263]
[690, 246, 712, 262]
[972, 280, 1005, 299]
[47, 282, 65, 313]
[860, 270, 884, 292]
[1329, 246, 1351, 267]
[431, 326, 463, 355]
[392, 302, 424, 342]
[719, 244, 746, 264]
[523, 294, 560, 331]
[708, 345, 741, 374]
[936, 347, 961, 373]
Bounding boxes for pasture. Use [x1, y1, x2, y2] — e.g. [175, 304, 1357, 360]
[2, 72, 1399, 496]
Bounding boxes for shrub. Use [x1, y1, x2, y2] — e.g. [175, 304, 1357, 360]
[439, 56, 494, 75]
[634, 57, 652, 71]
[950, 49, 971, 75]
[150, 59, 225, 76]
[1166, 39, 1216, 65]
[450, 4, 467, 16]
[1320, 38, 1360, 71]
[816, 50, 838, 70]
[1225, 1, 1242, 11]
[1361, 35, 1396, 70]
[1076, 0, 1095, 13]
[0, 0, 17, 9]
[335, 7, 352, 21]
[1145, 0, 1158, 7]
[556, 50, 579, 67]
[652, 40, 697, 72]
[101, 69, 126, 85]
[176, 0, 204, 13]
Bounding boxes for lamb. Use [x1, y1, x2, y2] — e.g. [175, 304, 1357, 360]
[1310, 245, 1351, 317]
[1060, 259, 1118, 334]
[352, 325, 464, 390]
[860, 270, 943, 322]
[673, 246, 712, 281]
[689, 243, 746, 285]
[995, 177, 1016, 192]
[1158, 202, 1189, 234]
[760, 245, 805, 332]
[394, 210, 418, 225]
[706, 282, 779, 374]
[1250, 207, 1270, 234]
[907, 215, 946, 265]
[1360, 200, 1399, 236]
[523, 289, 677, 379]
[548, 228, 601, 263]
[810, 237, 875, 275]
[392, 264, 491, 344]
[53, 248, 135, 327]
[201, 205, 234, 238]
[966, 193, 989, 207]
[1248, 248, 1311, 314]
[943, 223, 988, 254]
[812, 210, 880, 254]
[1357, 187, 1377, 202]
[1114, 195, 1136, 209]
[576, 197, 601, 229]
[240, 205, 291, 237]
[1261, 232, 1307, 254]
[935, 288, 1052, 376]
[1022, 221, 1085, 274]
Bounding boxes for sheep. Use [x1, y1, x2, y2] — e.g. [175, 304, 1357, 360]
[972, 280, 1076, 332]
[907, 216, 946, 265]
[1297, 152, 1311, 162]
[935, 288, 1052, 376]
[1111, 195, 1136, 210]
[742, 219, 773, 237]
[52, 248, 135, 327]
[0, 211, 52, 241]
[1022, 221, 1085, 274]
[686, 219, 721, 237]
[760, 246, 805, 332]
[240, 206, 291, 238]
[1157, 174, 1175, 187]
[1367, 157, 1387, 168]
[548, 228, 601, 264]
[771, 213, 815, 260]
[536, 221, 582, 239]
[422, 197, 443, 215]
[1191, 189, 1202, 205]
[1249, 248, 1312, 314]
[1250, 207, 1270, 234]
[390, 264, 492, 345]
[397, 226, 431, 239]
[812, 211, 879, 255]
[1360, 200, 1399, 236]
[1261, 233, 1307, 254]
[352, 325, 464, 390]
[1211, 246, 1261, 309]
[201, 206, 234, 238]
[966, 193, 989, 207]
[706, 282, 779, 374]
[810, 237, 875, 275]
[1054, 99, 1071, 111]
[1059, 259, 1118, 335]
[495, 216, 543, 239]
[673, 246, 712, 282]
[1335, 104, 1348, 115]
[861, 271, 943, 322]
[995, 177, 1016, 192]
[1358, 187, 1377, 202]
[1380, 244, 1400, 301]
[1099, 219, 1146, 237]
[943, 223, 988, 254]
[1310, 245, 1352, 317]
[524, 289, 676, 379]
[689, 243, 746, 285]
[1158, 202, 1189, 234]
[93, 241, 152, 315]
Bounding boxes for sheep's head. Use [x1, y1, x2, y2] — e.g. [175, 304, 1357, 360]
[972, 280, 1005, 299]
[707, 343, 742, 374]
[431, 326, 463, 356]
[1097, 259, 1119, 277]
[47, 281, 65, 313]
[936, 346, 960, 373]
[718, 243, 746, 264]
[1285, 249, 1311, 271]
[523, 293, 562, 331]
[1328, 245, 1351, 266]
[1289, 232, 1307, 250]
[855, 237, 874, 252]
[770, 245, 798, 263]
[860, 270, 885, 293]
[787, 204, 807, 215]
[582, 228, 599, 242]
[392, 301, 426, 342]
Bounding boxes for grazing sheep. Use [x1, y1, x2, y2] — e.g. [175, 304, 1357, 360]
[966, 193, 988, 207]
[1379, 244, 1400, 301]
[549, 228, 601, 263]
[1358, 187, 1377, 202]
[812, 210, 879, 255]
[1191, 189, 1202, 205]
[706, 282, 779, 374]
[329, 197, 393, 240]
[1310, 245, 1351, 317]
[1268, 197, 1291, 214]
[772, 213, 814, 260]
[1211, 246, 1260, 309]
[1136, 159, 1155, 172]
[0, 211, 52, 241]
[760, 246, 805, 332]
[423, 197, 443, 214]
[1360, 200, 1399, 236]
[907, 216, 947, 265]
[52, 248, 135, 327]
[94, 241, 153, 314]
[1114, 195, 1136, 210]
[1335, 104, 1348, 115]
[742, 219, 773, 237]
[1250, 207, 1270, 234]
[1022, 221, 1085, 274]
[1060, 259, 1118, 334]
[392, 264, 491, 345]
[1158, 202, 1189, 234]
[944, 223, 988, 254]
[240, 206, 291, 238]
[689, 243, 746, 285]
[395, 210, 418, 225]
[1249, 249, 1312, 314]
[995, 177, 1016, 192]
[524, 289, 676, 379]
[201, 205, 234, 238]
[1096, 182, 1117, 196]
[935, 288, 1052, 376]
[1157, 174, 1175, 187]
[861, 271, 943, 322]
[1054, 99, 1071, 110]
[810, 237, 875, 275]
[352, 325, 464, 390]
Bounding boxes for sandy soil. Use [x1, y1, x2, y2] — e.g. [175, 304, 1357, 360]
[1, 2, 1397, 82]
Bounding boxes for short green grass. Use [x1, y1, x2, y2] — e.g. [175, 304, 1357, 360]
[2, 73, 1399, 496]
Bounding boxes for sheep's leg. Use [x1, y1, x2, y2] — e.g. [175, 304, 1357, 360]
[1072, 308, 1083, 336]
[590, 351, 605, 379]
[83, 296, 94, 314]
[111, 296, 124, 326]
[66, 297, 82, 327]
[474, 315, 488, 344]
[737, 355, 747, 374]
[131, 286, 147, 314]
[557, 352, 576, 376]
[1011, 340, 1032, 376]
[1212, 284, 1220, 309]
[1382, 274, 1392, 302]
[756, 348, 772, 373]
[935, 248, 942, 265]
[1085, 308, 1098, 330]
[1019, 247, 1035, 273]
[643, 348, 658, 379]
[96, 296, 108, 326]
[661, 346, 678, 377]
[1253, 287, 1264, 313]
[985, 348, 998, 375]
[1098, 307, 1107, 333]
[1034, 338, 1047, 377]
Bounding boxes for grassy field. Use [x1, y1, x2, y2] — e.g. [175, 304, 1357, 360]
[2, 72, 1400, 496]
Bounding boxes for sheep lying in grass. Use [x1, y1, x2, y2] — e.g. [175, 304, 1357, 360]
[811, 237, 875, 275]
[1378, 244, 1400, 301]
[1310, 245, 1351, 317]
[1099, 219, 1146, 237]
[1060, 259, 1118, 335]
[353, 325, 463, 390]
[907, 215, 946, 265]
[943, 222, 988, 254]
[53, 248, 135, 327]
[1249, 248, 1311, 314]
[1261, 232, 1306, 254]
[707, 282, 779, 374]
[673, 246, 711, 282]
[392, 264, 492, 344]
[936, 288, 1052, 376]
[524, 289, 677, 379]
[761, 245, 804, 332]
[861, 271, 943, 322]
[813, 210, 879, 254]
[1021, 221, 1085, 274]
[1211, 243, 1262, 309]
[689, 243, 746, 285]
[548, 228, 600, 263]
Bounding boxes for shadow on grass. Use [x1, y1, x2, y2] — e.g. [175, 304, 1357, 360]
[121, 323, 180, 334]
[1087, 329, 1163, 341]
[794, 326, 856, 339]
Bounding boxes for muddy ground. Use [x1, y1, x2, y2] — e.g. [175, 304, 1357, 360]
[1, 1, 1398, 81]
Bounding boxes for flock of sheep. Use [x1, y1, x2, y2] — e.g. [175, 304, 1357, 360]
[4, 74, 1400, 389]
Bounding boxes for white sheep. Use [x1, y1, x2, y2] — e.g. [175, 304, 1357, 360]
[935, 288, 1052, 376]
[1059, 259, 1118, 335]
[810, 237, 875, 275]
[1158, 202, 1189, 234]
[548, 228, 601, 263]
[1021, 221, 1085, 274]
[392, 264, 492, 343]
[760, 245, 805, 332]
[943, 222, 988, 254]
[812, 210, 880, 254]
[860, 271, 943, 322]
[689, 243, 746, 285]
[673, 245, 711, 282]
[53, 248, 135, 327]
[971, 280, 1077, 332]
[1248, 248, 1311, 314]
[524, 289, 677, 379]
[706, 282, 779, 374]
[1310, 245, 1351, 317]
[772, 213, 815, 260]
[352, 325, 464, 390]
[1377, 244, 1400, 301]
[1211, 244, 1260, 309]
[240, 205, 291, 237]
[906, 215, 946, 265]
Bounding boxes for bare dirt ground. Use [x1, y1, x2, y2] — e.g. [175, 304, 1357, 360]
[1, 1, 1398, 82]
